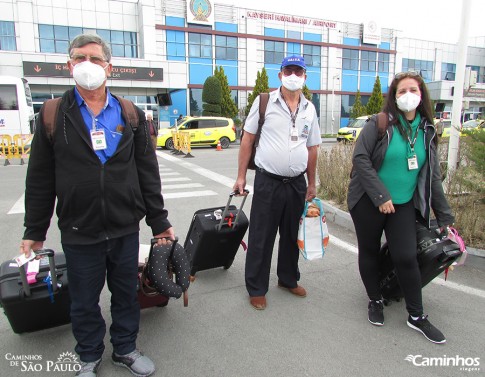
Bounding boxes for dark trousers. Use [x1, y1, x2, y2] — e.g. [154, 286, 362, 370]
[63, 233, 140, 362]
[350, 194, 423, 316]
[245, 170, 306, 296]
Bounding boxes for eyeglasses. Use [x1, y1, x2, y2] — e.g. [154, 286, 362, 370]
[394, 71, 421, 80]
[282, 67, 306, 77]
[71, 54, 107, 66]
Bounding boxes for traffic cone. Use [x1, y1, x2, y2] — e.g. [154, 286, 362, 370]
[216, 140, 222, 151]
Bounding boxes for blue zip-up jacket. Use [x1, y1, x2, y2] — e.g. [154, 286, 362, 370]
[348, 113, 454, 228]
[23, 88, 171, 244]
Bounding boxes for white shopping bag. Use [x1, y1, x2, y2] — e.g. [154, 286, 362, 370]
[297, 198, 329, 261]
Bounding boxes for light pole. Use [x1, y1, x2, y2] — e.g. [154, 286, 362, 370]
[331, 73, 340, 135]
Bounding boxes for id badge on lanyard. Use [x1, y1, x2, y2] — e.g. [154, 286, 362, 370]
[91, 130, 107, 150]
[291, 127, 299, 142]
[407, 152, 418, 170]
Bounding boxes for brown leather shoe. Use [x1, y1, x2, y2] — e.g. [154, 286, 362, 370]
[278, 283, 307, 297]
[249, 296, 266, 310]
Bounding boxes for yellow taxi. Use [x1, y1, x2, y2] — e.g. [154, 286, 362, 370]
[337, 116, 370, 143]
[157, 116, 236, 149]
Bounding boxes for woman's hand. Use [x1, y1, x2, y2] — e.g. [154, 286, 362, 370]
[379, 200, 395, 214]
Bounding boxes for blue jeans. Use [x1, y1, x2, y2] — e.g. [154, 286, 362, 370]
[63, 233, 140, 362]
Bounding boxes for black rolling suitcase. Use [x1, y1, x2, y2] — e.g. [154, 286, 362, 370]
[379, 220, 463, 304]
[184, 191, 249, 277]
[0, 249, 71, 334]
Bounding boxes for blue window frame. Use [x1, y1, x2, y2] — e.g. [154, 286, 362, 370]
[215, 35, 237, 60]
[402, 59, 433, 81]
[167, 30, 185, 60]
[441, 63, 456, 80]
[361, 51, 376, 72]
[303, 45, 320, 67]
[0, 21, 16, 51]
[264, 40, 284, 64]
[378, 53, 390, 72]
[343, 49, 359, 70]
[38, 25, 138, 58]
[188, 33, 212, 58]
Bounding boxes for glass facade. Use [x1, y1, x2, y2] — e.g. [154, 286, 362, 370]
[38, 25, 138, 58]
[215, 35, 237, 60]
[0, 21, 16, 51]
[188, 33, 212, 58]
[343, 49, 359, 70]
[303, 45, 321, 67]
[402, 58, 433, 81]
[264, 40, 284, 64]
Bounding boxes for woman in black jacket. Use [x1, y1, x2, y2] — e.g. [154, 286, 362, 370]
[347, 71, 454, 344]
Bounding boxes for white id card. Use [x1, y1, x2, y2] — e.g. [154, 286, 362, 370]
[91, 130, 107, 150]
[291, 128, 299, 142]
[408, 155, 418, 170]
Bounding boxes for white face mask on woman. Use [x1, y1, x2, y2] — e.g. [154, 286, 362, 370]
[396, 91, 421, 112]
[73, 61, 108, 91]
[281, 74, 305, 92]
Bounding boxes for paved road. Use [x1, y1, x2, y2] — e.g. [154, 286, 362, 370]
[0, 145, 483, 377]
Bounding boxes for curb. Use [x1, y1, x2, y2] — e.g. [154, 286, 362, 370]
[322, 200, 485, 258]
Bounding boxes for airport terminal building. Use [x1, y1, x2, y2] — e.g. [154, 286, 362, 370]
[1, 0, 484, 131]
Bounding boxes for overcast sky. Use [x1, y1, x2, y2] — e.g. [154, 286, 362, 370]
[215, 0, 484, 44]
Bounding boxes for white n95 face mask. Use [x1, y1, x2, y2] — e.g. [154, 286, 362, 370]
[281, 74, 305, 92]
[73, 61, 108, 91]
[396, 92, 421, 112]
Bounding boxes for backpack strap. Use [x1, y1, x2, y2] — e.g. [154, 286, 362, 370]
[376, 112, 389, 140]
[118, 97, 139, 131]
[254, 93, 269, 148]
[42, 97, 62, 143]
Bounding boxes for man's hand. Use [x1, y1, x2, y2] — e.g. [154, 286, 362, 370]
[153, 227, 175, 245]
[20, 240, 44, 258]
[233, 179, 247, 196]
[305, 185, 317, 202]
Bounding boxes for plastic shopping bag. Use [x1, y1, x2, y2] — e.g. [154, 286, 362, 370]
[297, 198, 330, 261]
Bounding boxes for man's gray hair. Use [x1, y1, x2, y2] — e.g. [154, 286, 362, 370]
[68, 34, 112, 62]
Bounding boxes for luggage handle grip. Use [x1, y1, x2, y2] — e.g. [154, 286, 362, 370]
[19, 249, 58, 297]
[150, 236, 179, 246]
[148, 237, 179, 263]
[218, 190, 249, 231]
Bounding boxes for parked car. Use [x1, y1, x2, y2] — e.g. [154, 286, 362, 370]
[462, 119, 484, 131]
[157, 116, 236, 149]
[337, 116, 370, 143]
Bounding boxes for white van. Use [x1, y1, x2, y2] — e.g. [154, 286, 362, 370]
[0, 76, 35, 137]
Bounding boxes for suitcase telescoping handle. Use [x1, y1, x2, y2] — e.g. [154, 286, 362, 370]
[18, 249, 58, 297]
[217, 189, 249, 231]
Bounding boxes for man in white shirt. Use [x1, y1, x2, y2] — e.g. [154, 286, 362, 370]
[234, 55, 322, 310]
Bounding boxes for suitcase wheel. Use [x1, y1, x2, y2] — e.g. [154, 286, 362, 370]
[156, 301, 168, 308]
[383, 298, 391, 306]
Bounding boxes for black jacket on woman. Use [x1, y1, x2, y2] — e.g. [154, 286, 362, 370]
[347, 113, 454, 228]
[24, 88, 171, 245]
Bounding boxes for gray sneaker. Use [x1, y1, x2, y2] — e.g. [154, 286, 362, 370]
[112, 349, 155, 377]
[75, 359, 101, 377]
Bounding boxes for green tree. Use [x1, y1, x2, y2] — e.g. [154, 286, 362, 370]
[245, 67, 270, 116]
[214, 66, 238, 119]
[302, 84, 312, 101]
[350, 90, 366, 119]
[366, 75, 384, 115]
[202, 76, 222, 116]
